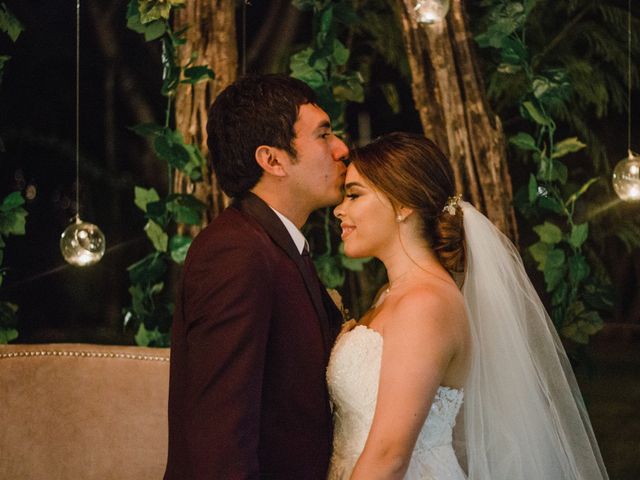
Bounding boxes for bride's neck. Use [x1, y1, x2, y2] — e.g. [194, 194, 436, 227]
[381, 242, 446, 287]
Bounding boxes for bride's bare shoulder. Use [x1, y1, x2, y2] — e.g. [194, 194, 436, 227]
[382, 282, 466, 334]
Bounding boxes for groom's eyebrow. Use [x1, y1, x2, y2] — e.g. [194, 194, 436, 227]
[314, 120, 332, 132]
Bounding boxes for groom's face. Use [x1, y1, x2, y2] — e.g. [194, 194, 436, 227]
[285, 103, 349, 209]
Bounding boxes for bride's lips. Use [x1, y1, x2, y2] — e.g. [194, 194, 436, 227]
[340, 223, 355, 240]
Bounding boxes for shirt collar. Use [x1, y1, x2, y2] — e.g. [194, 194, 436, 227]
[269, 206, 308, 255]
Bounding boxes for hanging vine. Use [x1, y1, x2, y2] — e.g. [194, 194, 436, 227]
[123, 0, 213, 346]
[0, 4, 25, 344]
[476, 0, 612, 344]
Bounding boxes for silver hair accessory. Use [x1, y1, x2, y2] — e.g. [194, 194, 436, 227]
[442, 194, 462, 215]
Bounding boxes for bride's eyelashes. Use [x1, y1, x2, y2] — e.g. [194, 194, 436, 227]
[345, 193, 359, 200]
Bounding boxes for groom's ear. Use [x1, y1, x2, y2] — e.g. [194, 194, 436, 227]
[255, 145, 287, 177]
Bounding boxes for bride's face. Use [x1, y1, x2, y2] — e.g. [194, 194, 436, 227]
[334, 164, 397, 258]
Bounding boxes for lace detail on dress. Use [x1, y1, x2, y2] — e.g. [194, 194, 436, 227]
[327, 325, 467, 480]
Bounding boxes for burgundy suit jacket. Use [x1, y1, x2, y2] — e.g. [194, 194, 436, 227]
[164, 193, 342, 480]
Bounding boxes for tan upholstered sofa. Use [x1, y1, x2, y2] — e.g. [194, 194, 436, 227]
[0, 343, 170, 480]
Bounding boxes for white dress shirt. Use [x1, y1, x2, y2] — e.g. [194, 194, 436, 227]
[269, 206, 308, 255]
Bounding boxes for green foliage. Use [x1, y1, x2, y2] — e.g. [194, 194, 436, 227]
[290, 0, 364, 131]
[123, 0, 212, 347]
[478, 0, 640, 172]
[0, 192, 28, 344]
[0, 6, 24, 343]
[477, 0, 615, 344]
[0, 3, 23, 43]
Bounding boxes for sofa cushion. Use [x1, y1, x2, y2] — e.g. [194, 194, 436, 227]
[0, 343, 170, 480]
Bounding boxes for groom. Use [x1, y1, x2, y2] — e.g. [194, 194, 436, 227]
[164, 75, 348, 479]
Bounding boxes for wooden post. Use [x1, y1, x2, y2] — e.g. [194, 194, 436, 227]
[396, 0, 518, 241]
[173, 0, 238, 227]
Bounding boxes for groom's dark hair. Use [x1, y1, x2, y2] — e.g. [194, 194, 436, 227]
[207, 74, 317, 198]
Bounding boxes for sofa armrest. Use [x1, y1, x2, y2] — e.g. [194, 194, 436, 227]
[0, 344, 170, 480]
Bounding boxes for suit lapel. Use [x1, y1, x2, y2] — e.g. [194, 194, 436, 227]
[234, 193, 333, 356]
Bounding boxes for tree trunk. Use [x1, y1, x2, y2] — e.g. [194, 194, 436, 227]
[173, 0, 238, 227]
[395, 0, 518, 242]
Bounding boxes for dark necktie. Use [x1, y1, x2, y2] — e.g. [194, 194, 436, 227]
[301, 245, 317, 281]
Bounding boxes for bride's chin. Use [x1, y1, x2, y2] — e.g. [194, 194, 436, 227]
[343, 243, 370, 259]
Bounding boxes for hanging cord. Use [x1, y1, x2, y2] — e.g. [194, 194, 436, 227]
[242, 1, 250, 75]
[75, 0, 81, 222]
[628, 0, 632, 158]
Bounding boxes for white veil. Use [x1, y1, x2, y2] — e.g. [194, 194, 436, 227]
[459, 201, 608, 480]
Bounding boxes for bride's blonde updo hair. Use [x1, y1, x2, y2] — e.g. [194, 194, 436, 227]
[350, 132, 465, 273]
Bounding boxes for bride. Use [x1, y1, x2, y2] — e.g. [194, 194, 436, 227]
[327, 132, 608, 479]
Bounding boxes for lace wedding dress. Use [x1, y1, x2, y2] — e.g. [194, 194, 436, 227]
[326, 325, 466, 480]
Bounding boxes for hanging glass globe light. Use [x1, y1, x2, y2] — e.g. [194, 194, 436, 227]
[59, 0, 106, 267]
[60, 216, 106, 266]
[613, 151, 640, 201]
[413, 0, 450, 24]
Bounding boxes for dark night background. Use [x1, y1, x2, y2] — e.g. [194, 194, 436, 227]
[1, 1, 640, 477]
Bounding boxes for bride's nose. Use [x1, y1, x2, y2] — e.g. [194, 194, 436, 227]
[334, 202, 345, 219]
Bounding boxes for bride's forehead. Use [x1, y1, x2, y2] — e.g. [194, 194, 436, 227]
[345, 164, 363, 182]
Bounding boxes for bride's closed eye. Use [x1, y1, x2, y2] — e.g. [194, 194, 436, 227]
[345, 193, 359, 200]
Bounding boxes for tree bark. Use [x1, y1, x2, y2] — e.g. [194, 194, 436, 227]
[173, 0, 238, 227]
[395, 0, 518, 241]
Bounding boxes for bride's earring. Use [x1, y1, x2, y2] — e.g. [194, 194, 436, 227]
[396, 214, 404, 223]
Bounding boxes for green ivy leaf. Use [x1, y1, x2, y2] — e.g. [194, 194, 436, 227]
[134, 186, 160, 212]
[551, 281, 569, 307]
[562, 307, 603, 344]
[533, 221, 563, 244]
[538, 157, 567, 184]
[569, 223, 588, 249]
[166, 194, 206, 225]
[0, 327, 18, 344]
[127, 251, 167, 285]
[154, 135, 190, 170]
[544, 249, 566, 292]
[135, 322, 171, 347]
[128, 284, 149, 317]
[143, 20, 167, 41]
[314, 254, 345, 289]
[290, 48, 326, 89]
[498, 36, 527, 70]
[331, 39, 349, 66]
[0, 191, 25, 211]
[318, 6, 334, 44]
[568, 253, 590, 284]
[169, 234, 192, 264]
[182, 65, 214, 84]
[0, 300, 18, 327]
[379, 83, 401, 114]
[0, 207, 27, 236]
[333, 72, 364, 103]
[528, 241, 551, 270]
[144, 220, 168, 252]
[521, 100, 553, 127]
[552, 137, 586, 158]
[0, 4, 24, 42]
[129, 122, 165, 138]
[510, 132, 538, 152]
[538, 196, 564, 214]
[145, 199, 168, 226]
